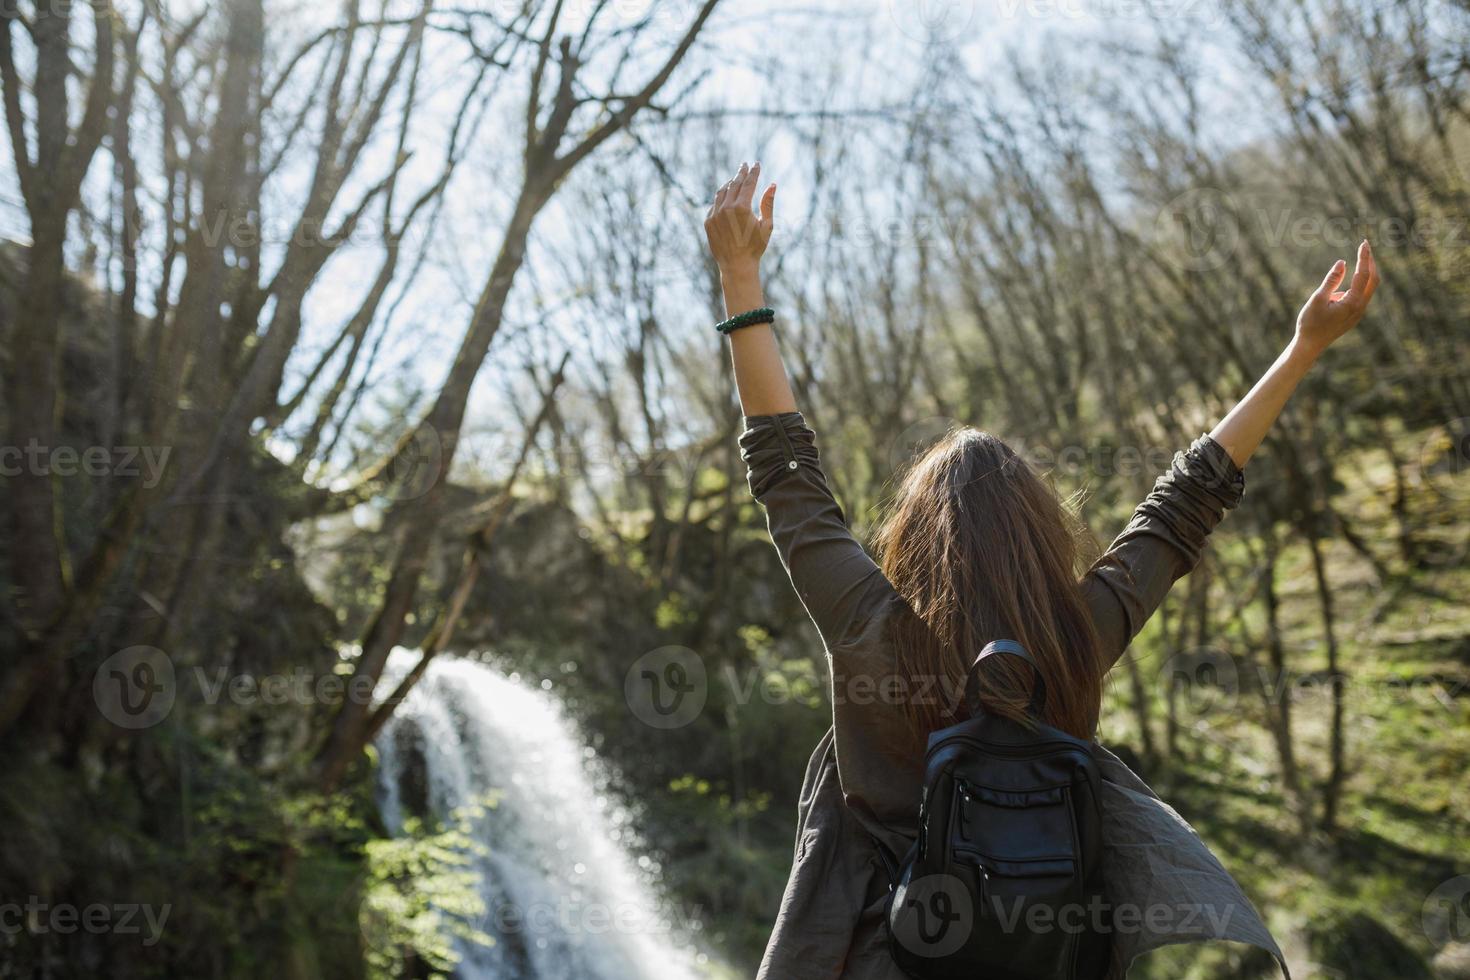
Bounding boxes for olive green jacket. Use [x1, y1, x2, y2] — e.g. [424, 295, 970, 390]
[740, 412, 1289, 980]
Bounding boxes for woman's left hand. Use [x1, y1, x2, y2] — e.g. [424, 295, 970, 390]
[704, 161, 776, 278]
[1294, 239, 1380, 359]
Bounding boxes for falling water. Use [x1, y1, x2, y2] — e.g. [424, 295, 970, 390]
[374, 650, 706, 979]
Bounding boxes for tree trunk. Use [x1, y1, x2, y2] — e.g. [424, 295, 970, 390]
[1259, 540, 1310, 833]
[7, 224, 68, 629]
[1306, 530, 1346, 834]
[315, 194, 547, 789]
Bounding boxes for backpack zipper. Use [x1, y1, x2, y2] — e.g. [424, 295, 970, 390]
[973, 858, 991, 918]
[954, 780, 992, 919]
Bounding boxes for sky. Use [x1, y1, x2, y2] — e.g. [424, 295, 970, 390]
[282, 0, 1256, 476]
[0, 0, 1281, 488]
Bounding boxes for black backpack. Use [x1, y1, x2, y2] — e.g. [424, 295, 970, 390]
[877, 640, 1112, 980]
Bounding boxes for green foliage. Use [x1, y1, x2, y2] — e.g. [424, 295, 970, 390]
[1095, 426, 1470, 979]
[656, 592, 695, 630]
[360, 802, 495, 980]
[1305, 909, 1435, 980]
[0, 732, 370, 978]
[7, 4, 1470, 978]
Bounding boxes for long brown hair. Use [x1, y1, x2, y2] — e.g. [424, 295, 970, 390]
[873, 427, 1107, 740]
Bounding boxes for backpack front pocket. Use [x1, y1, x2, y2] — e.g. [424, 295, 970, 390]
[950, 780, 1085, 977]
[953, 782, 1079, 865]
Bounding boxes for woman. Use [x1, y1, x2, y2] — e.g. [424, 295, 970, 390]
[704, 162, 1379, 979]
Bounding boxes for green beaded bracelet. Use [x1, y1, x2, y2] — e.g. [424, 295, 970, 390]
[716, 307, 775, 335]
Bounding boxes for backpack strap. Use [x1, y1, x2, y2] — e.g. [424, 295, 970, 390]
[870, 833, 900, 892]
[964, 639, 1047, 717]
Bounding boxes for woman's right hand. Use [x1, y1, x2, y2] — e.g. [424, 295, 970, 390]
[1294, 238, 1380, 360]
[1209, 238, 1382, 469]
[704, 161, 776, 279]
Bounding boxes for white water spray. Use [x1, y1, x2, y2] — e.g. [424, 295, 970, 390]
[375, 650, 706, 979]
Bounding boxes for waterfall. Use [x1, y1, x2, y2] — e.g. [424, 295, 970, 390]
[374, 650, 707, 979]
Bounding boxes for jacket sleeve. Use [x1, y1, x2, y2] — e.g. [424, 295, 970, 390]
[1080, 434, 1245, 667]
[740, 412, 896, 650]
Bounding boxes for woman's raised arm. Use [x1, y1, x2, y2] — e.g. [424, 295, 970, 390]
[1209, 239, 1381, 468]
[704, 161, 797, 416]
[703, 163, 896, 651]
[1082, 241, 1380, 664]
